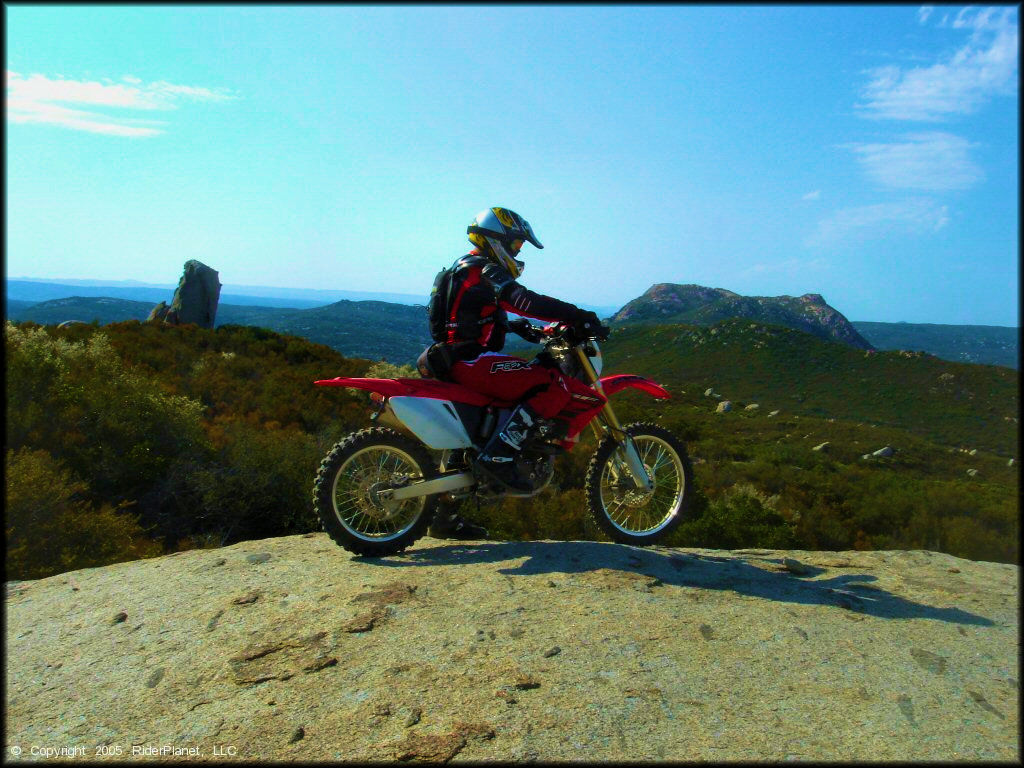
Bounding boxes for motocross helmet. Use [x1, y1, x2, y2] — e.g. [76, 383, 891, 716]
[467, 207, 543, 279]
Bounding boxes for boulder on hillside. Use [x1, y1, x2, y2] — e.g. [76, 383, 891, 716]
[148, 260, 221, 329]
[716, 401, 732, 414]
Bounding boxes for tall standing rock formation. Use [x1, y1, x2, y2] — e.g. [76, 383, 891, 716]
[147, 260, 222, 329]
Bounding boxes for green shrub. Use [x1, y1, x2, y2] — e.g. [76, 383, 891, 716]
[5, 448, 162, 580]
[5, 322, 207, 504]
[142, 418, 322, 547]
[365, 360, 419, 379]
[675, 482, 799, 549]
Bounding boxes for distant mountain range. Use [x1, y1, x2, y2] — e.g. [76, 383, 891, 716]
[5, 278, 620, 317]
[5, 279, 423, 309]
[5, 280, 1018, 369]
[3, 296, 431, 364]
[849, 321, 1019, 370]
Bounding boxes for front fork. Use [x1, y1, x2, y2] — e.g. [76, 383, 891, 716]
[574, 347, 654, 492]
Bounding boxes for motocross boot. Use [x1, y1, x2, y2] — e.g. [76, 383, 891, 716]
[475, 403, 541, 493]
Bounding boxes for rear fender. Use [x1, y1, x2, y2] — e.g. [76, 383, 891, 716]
[599, 374, 670, 400]
[314, 377, 415, 398]
[314, 376, 498, 406]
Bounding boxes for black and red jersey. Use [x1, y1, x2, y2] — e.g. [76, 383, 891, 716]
[442, 251, 582, 361]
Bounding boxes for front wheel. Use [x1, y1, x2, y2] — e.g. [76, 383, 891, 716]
[585, 422, 693, 546]
[313, 428, 439, 556]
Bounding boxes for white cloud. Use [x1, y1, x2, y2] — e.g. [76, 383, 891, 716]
[951, 6, 1013, 32]
[6, 97, 165, 137]
[805, 199, 950, 248]
[918, 6, 934, 25]
[802, 190, 821, 201]
[856, 6, 1018, 121]
[6, 71, 236, 137]
[845, 132, 984, 191]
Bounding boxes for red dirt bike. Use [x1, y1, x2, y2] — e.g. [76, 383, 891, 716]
[312, 322, 693, 556]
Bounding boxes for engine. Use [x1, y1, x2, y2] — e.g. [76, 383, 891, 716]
[512, 450, 556, 495]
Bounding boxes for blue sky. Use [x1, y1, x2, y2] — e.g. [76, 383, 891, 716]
[5, 5, 1019, 325]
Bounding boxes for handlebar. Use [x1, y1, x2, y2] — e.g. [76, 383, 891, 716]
[540, 321, 611, 343]
[510, 317, 610, 344]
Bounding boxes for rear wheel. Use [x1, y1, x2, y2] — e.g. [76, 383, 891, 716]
[585, 422, 692, 545]
[313, 428, 439, 556]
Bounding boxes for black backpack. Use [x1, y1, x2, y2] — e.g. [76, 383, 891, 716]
[426, 264, 456, 343]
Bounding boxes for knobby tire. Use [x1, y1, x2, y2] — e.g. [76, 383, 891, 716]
[312, 427, 440, 557]
[585, 421, 693, 545]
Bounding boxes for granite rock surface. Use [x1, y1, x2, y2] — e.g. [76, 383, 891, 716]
[5, 535, 1018, 762]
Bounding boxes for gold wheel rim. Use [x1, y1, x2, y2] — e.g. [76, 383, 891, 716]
[599, 435, 684, 536]
[331, 445, 426, 541]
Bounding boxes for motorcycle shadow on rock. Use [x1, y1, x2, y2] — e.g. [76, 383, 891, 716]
[366, 540, 995, 627]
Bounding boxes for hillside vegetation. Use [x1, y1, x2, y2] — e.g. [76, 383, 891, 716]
[598, 318, 1018, 455]
[6, 318, 1017, 580]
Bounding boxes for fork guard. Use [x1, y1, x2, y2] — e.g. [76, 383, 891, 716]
[599, 374, 671, 399]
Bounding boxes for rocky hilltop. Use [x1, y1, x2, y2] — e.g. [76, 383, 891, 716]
[5, 535, 1018, 761]
[611, 284, 874, 350]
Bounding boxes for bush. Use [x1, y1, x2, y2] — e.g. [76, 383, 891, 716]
[674, 482, 799, 549]
[365, 360, 419, 379]
[6, 448, 162, 580]
[5, 323, 207, 505]
[198, 419, 322, 542]
[141, 418, 323, 548]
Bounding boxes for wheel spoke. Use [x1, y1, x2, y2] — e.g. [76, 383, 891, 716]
[650, 447, 671, 474]
[329, 443, 428, 542]
[595, 433, 686, 536]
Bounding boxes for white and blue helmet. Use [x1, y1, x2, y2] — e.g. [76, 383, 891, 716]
[467, 207, 543, 278]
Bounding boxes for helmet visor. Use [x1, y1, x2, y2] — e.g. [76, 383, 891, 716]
[520, 219, 543, 249]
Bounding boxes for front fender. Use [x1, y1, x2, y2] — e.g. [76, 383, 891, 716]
[599, 374, 671, 399]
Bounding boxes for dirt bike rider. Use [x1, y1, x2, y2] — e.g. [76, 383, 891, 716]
[418, 207, 608, 515]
